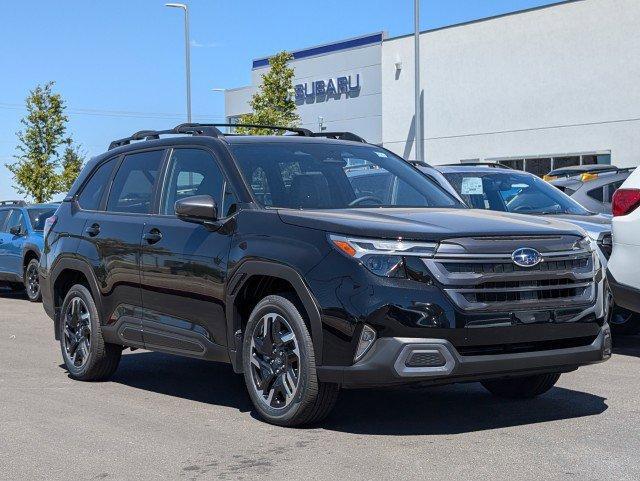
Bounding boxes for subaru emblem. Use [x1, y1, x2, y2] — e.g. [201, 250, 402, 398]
[511, 247, 542, 267]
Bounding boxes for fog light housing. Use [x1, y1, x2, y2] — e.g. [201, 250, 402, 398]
[354, 324, 376, 362]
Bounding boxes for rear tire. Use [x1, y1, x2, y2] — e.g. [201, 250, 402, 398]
[24, 258, 42, 302]
[481, 373, 561, 399]
[59, 284, 122, 381]
[242, 295, 339, 427]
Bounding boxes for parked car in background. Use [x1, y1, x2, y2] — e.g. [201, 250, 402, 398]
[40, 123, 609, 427]
[0, 200, 59, 301]
[412, 163, 638, 334]
[607, 168, 640, 334]
[547, 166, 634, 215]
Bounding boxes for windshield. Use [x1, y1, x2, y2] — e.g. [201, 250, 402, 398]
[230, 142, 463, 209]
[442, 171, 591, 215]
[27, 207, 57, 231]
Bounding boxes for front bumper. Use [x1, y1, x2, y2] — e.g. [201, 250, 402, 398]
[318, 323, 611, 388]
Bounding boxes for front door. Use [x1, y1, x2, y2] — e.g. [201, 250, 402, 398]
[140, 147, 235, 358]
[3, 209, 28, 277]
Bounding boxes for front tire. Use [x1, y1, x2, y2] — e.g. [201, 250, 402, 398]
[481, 373, 561, 399]
[59, 284, 122, 381]
[24, 258, 41, 302]
[242, 295, 339, 427]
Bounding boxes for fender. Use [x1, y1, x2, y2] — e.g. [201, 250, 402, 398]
[49, 256, 104, 340]
[225, 259, 324, 372]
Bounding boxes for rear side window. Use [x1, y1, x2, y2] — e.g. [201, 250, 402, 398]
[0, 210, 10, 232]
[107, 150, 164, 214]
[77, 157, 117, 210]
[587, 187, 604, 202]
[606, 180, 625, 203]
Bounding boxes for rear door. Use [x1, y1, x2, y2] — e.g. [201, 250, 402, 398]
[74, 149, 165, 346]
[139, 147, 236, 356]
[0, 209, 11, 276]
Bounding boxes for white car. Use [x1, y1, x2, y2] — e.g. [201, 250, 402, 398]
[607, 168, 640, 334]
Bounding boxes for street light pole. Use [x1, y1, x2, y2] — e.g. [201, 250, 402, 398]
[166, 3, 192, 123]
[414, 0, 422, 162]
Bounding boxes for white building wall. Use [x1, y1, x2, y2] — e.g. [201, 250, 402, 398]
[381, 0, 640, 166]
[226, 37, 383, 143]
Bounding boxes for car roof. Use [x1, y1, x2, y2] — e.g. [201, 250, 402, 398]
[548, 164, 617, 175]
[224, 135, 370, 146]
[550, 170, 632, 188]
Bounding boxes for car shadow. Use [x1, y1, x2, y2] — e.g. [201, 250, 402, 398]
[323, 383, 607, 435]
[613, 334, 640, 358]
[92, 351, 607, 435]
[0, 287, 27, 300]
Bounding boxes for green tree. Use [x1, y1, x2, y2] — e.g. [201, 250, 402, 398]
[236, 51, 300, 135]
[7, 82, 84, 203]
[59, 140, 84, 192]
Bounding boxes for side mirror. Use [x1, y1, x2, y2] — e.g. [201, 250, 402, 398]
[175, 195, 218, 225]
[9, 225, 23, 236]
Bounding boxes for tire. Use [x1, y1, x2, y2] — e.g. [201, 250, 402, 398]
[481, 373, 561, 399]
[24, 258, 42, 302]
[59, 284, 122, 381]
[609, 306, 640, 336]
[242, 295, 339, 427]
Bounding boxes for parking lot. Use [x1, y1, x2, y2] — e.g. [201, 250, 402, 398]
[1, 289, 639, 481]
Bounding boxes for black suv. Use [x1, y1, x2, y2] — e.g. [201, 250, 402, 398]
[40, 123, 611, 426]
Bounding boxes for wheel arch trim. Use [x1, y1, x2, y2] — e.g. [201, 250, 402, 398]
[225, 259, 324, 371]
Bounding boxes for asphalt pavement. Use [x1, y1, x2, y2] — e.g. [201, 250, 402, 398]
[1, 288, 639, 480]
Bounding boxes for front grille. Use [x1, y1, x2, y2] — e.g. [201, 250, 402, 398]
[444, 257, 589, 274]
[423, 239, 596, 313]
[457, 335, 597, 356]
[464, 278, 587, 304]
[405, 351, 446, 368]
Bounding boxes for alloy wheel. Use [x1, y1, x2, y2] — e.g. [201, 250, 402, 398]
[63, 297, 92, 368]
[249, 313, 301, 409]
[26, 262, 40, 299]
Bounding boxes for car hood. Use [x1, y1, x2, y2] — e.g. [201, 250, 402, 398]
[278, 208, 585, 242]
[547, 213, 611, 239]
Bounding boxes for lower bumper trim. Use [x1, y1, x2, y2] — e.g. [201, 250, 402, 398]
[318, 324, 610, 387]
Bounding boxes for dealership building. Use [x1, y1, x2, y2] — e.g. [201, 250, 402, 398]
[225, 0, 640, 175]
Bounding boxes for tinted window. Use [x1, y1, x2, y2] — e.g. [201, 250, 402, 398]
[162, 148, 235, 216]
[107, 150, 163, 214]
[231, 143, 461, 209]
[0, 209, 10, 232]
[443, 171, 590, 215]
[606, 180, 625, 203]
[587, 187, 604, 202]
[27, 207, 58, 231]
[77, 157, 117, 210]
[6, 209, 25, 233]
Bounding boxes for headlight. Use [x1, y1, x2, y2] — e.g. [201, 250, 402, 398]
[329, 234, 437, 277]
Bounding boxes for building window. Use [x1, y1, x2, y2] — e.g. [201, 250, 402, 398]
[486, 152, 611, 177]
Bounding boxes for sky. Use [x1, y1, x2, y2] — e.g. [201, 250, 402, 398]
[0, 0, 560, 201]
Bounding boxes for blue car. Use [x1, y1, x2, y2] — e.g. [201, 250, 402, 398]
[0, 200, 59, 301]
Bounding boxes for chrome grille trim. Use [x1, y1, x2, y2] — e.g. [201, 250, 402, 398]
[424, 247, 597, 312]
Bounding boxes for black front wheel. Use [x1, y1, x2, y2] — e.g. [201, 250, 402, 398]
[24, 258, 41, 302]
[481, 373, 561, 399]
[242, 295, 339, 427]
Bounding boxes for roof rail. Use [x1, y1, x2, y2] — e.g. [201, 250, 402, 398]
[0, 200, 27, 206]
[310, 131, 367, 143]
[108, 122, 369, 150]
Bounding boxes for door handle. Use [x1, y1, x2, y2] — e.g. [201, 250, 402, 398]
[143, 229, 162, 244]
[85, 224, 100, 237]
